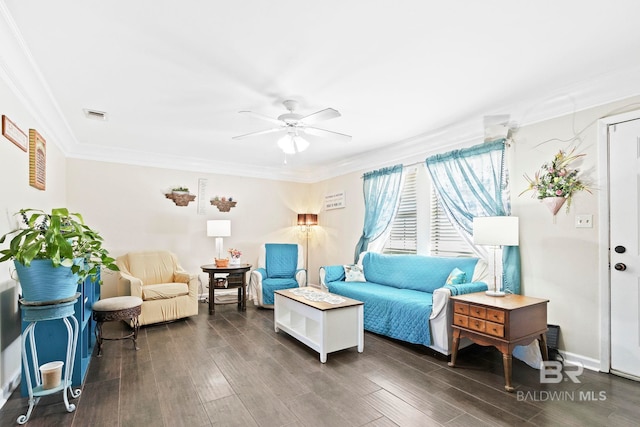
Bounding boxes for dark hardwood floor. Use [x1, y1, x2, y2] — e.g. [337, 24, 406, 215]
[2, 301, 639, 426]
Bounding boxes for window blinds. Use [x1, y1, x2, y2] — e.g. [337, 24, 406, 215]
[429, 190, 474, 257]
[383, 167, 417, 254]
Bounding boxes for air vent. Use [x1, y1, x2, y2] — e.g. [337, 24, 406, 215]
[83, 109, 108, 121]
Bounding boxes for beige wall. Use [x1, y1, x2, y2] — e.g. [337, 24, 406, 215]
[66, 159, 310, 294]
[512, 95, 640, 364]
[0, 77, 68, 403]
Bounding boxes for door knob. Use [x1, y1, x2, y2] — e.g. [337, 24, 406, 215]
[614, 263, 627, 271]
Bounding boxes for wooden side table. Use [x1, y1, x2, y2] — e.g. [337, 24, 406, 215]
[200, 264, 251, 314]
[448, 292, 549, 392]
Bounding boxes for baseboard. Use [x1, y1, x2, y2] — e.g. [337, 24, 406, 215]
[1, 370, 21, 410]
[559, 350, 601, 372]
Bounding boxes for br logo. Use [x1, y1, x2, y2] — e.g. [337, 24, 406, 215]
[540, 361, 583, 383]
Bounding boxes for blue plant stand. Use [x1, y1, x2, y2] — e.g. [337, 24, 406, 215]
[18, 293, 81, 424]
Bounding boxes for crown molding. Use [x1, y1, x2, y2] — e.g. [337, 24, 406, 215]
[0, 2, 79, 155]
[66, 144, 313, 183]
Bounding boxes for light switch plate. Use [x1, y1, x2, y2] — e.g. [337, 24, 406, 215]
[575, 214, 593, 228]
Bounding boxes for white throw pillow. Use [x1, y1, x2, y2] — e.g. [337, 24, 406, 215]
[343, 264, 366, 282]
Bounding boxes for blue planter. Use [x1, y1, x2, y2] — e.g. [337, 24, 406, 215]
[14, 259, 79, 302]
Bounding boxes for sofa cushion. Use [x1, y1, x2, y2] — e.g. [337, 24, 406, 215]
[265, 244, 298, 278]
[361, 252, 478, 293]
[326, 280, 434, 346]
[262, 278, 298, 305]
[142, 282, 189, 300]
[126, 251, 178, 285]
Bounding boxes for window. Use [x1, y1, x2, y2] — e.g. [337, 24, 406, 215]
[380, 164, 474, 257]
[383, 167, 417, 254]
[429, 190, 474, 257]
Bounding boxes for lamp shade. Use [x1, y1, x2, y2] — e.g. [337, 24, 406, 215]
[473, 216, 519, 246]
[207, 220, 231, 237]
[297, 213, 318, 226]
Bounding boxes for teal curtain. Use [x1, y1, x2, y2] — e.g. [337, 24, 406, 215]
[425, 139, 521, 294]
[354, 164, 403, 263]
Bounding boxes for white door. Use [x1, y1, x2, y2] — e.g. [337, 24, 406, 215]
[609, 118, 640, 380]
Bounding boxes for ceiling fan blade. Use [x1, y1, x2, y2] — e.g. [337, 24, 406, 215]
[239, 110, 283, 126]
[304, 126, 352, 142]
[232, 127, 283, 140]
[299, 108, 341, 125]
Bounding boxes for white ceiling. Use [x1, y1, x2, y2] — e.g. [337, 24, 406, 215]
[3, 1, 640, 182]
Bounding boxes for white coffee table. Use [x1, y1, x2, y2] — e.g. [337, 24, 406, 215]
[274, 288, 364, 363]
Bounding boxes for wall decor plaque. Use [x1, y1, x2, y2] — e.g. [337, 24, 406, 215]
[2, 115, 28, 152]
[324, 191, 346, 210]
[29, 129, 46, 190]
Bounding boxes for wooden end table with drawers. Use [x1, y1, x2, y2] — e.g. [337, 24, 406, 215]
[448, 292, 549, 392]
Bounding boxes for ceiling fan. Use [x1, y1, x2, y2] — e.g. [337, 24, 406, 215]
[232, 100, 352, 154]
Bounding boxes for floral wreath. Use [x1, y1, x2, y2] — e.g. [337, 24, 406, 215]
[520, 147, 591, 212]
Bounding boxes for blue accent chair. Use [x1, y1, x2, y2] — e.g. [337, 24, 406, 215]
[248, 243, 306, 307]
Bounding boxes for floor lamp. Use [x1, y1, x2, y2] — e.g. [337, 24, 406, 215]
[473, 216, 519, 296]
[297, 213, 318, 281]
[207, 220, 231, 261]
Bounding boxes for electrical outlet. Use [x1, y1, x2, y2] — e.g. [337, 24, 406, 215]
[575, 214, 593, 228]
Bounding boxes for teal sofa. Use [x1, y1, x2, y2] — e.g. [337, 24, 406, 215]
[320, 252, 488, 355]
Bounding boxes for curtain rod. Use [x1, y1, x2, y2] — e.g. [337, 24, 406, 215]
[360, 161, 424, 178]
[404, 160, 426, 168]
[370, 139, 509, 174]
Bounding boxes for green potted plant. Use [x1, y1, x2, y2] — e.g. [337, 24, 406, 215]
[0, 208, 119, 302]
[171, 186, 190, 194]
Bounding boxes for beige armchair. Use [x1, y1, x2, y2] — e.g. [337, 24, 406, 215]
[115, 251, 199, 326]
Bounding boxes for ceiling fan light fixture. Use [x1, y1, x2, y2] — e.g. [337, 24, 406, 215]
[293, 135, 309, 153]
[277, 134, 309, 154]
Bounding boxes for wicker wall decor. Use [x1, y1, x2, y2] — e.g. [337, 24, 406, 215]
[211, 197, 237, 212]
[165, 192, 196, 206]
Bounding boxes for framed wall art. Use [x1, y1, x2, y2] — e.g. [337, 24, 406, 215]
[2, 115, 28, 152]
[29, 129, 46, 190]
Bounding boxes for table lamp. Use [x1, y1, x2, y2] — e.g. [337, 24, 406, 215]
[473, 216, 519, 296]
[207, 220, 231, 261]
